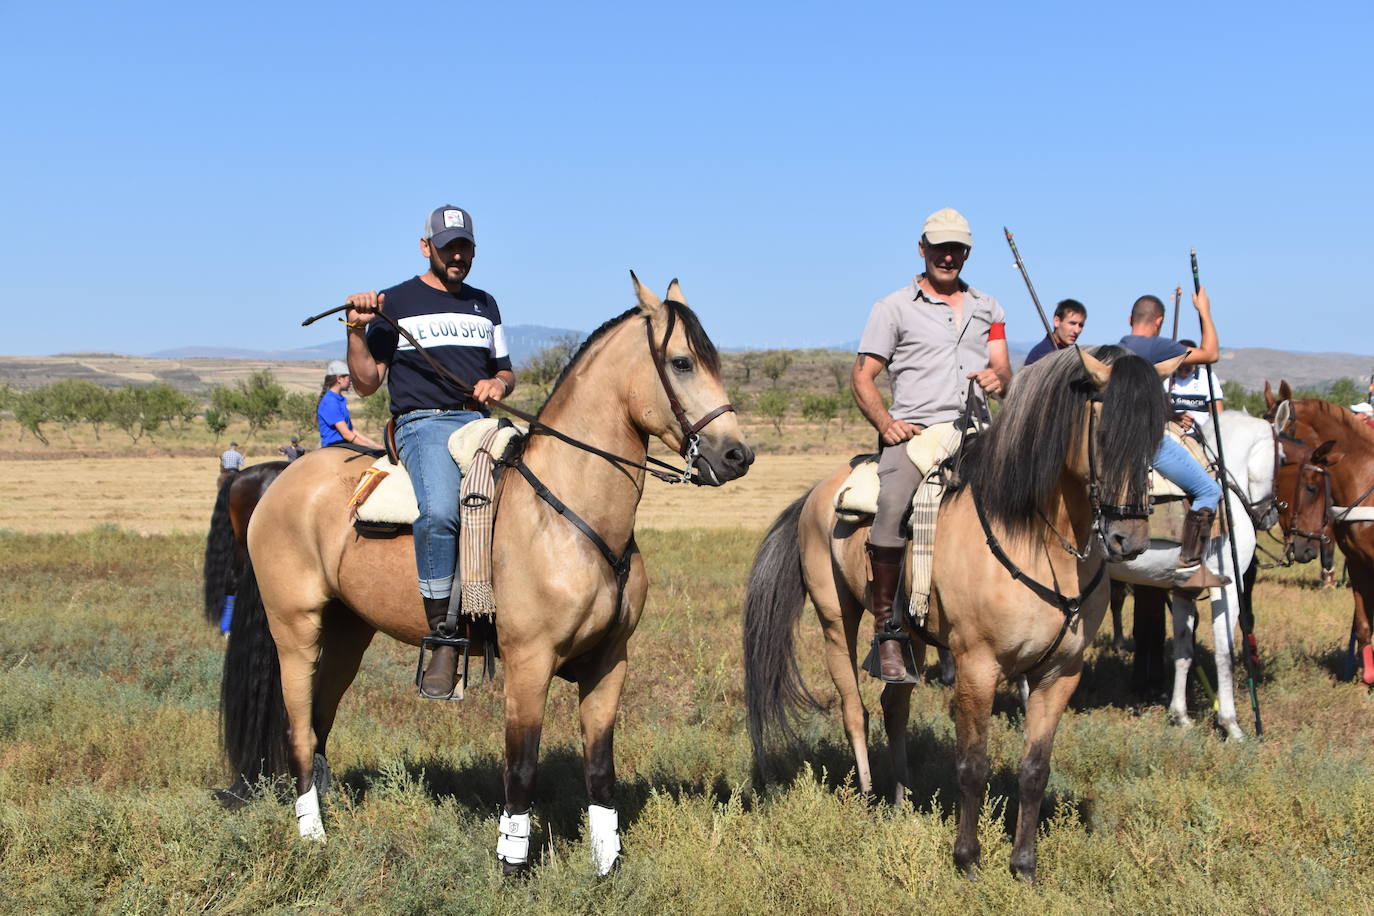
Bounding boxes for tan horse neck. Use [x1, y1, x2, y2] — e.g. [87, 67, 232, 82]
[518, 315, 661, 549]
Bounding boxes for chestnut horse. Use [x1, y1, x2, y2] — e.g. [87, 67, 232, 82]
[744, 346, 1168, 880]
[202, 461, 287, 627]
[1271, 394, 1374, 684]
[220, 276, 752, 874]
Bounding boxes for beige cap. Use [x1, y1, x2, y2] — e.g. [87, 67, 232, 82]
[922, 208, 972, 248]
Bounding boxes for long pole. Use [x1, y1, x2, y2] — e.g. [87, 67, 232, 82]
[1004, 227, 1053, 337]
[1193, 248, 1263, 736]
[1170, 286, 1182, 340]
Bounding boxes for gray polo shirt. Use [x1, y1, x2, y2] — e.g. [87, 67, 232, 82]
[858, 277, 1005, 426]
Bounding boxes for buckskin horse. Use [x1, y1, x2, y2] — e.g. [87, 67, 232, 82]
[219, 275, 752, 874]
[743, 346, 1169, 880]
[202, 461, 287, 626]
[1271, 393, 1374, 684]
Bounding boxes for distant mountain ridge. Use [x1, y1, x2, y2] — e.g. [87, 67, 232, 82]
[147, 324, 585, 368]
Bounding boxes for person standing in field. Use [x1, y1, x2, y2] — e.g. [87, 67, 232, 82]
[342, 204, 517, 699]
[851, 207, 1011, 681]
[278, 436, 307, 462]
[217, 441, 244, 490]
[317, 360, 383, 450]
[1023, 299, 1087, 366]
[1119, 292, 1229, 590]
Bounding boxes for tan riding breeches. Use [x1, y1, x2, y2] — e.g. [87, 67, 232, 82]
[870, 421, 963, 548]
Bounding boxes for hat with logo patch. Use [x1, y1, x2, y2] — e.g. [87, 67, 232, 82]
[424, 205, 475, 247]
[922, 208, 973, 248]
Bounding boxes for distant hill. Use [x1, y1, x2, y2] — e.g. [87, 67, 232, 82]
[148, 323, 584, 368]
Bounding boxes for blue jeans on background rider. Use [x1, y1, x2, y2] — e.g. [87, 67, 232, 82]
[394, 408, 485, 600]
[1153, 436, 1220, 512]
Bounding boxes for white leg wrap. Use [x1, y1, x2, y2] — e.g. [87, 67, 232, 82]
[588, 805, 620, 876]
[295, 786, 326, 842]
[497, 810, 531, 866]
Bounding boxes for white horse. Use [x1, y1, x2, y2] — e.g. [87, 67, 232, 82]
[1109, 411, 1275, 740]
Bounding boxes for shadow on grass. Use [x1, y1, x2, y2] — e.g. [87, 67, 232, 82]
[1305, 640, 1359, 683]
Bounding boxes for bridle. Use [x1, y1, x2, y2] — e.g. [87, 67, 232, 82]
[1281, 448, 1334, 559]
[645, 303, 736, 475]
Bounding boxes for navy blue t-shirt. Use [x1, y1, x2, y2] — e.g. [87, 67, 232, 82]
[1118, 333, 1187, 364]
[365, 277, 513, 416]
[1023, 333, 1062, 366]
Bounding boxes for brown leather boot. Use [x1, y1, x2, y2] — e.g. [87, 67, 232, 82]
[866, 544, 910, 682]
[419, 595, 462, 699]
[1177, 508, 1231, 592]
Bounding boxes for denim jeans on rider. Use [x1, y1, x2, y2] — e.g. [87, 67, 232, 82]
[1153, 435, 1221, 511]
[394, 408, 485, 599]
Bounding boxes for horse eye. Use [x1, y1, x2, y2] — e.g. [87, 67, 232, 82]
[670, 357, 693, 373]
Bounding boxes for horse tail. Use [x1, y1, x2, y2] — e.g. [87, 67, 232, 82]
[218, 557, 290, 801]
[743, 492, 822, 774]
[202, 478, 237, 624]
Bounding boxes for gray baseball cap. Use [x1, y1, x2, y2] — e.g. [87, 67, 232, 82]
[424, 205, 475, 247]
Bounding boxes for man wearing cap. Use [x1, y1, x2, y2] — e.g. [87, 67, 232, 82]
[343, 205, 517, 699]
[851, 208, 1011, 681]
[1119, 291, 1229, 591]
[218, 442, 244, 490]
[1024, 299, 1088, 366]
[317, 359, 383, 450]
[278, 436, 307, 462]
[1353, 403, 1374, 430]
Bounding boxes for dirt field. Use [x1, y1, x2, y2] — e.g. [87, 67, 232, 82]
[0, 453, 851, 535]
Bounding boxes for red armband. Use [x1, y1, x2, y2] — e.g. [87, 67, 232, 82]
[988, 321, 1006, 341]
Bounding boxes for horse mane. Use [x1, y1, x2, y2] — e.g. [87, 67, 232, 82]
[1297, 397, 1374, 446]
[961, 345, 1166, 540]
[538, 300, 721, 419]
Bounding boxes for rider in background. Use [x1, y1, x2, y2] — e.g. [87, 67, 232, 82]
[1119, 291, 1229, 590]
[343, 205, 517, 699]
[1167, 338, 1224, 432]
[317, 360, 383, 450]
[1023, 299, 1087, 366]
[218, 441, 244, 490]
[852, 207, 1011, 681]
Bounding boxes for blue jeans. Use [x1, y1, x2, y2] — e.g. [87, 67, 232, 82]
[394, 409, 485, 599]
[1153, 436, 1220, 511]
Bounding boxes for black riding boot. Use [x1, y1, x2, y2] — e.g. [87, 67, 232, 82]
[1177, 507, 1230, 592]
[866, 544, 910, 682]
[419, 596, 461, 699]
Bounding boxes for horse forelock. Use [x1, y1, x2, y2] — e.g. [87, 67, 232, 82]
[1094, 346, 1166, 511]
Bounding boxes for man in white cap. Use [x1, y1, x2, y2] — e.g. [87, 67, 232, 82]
[851, 207, 1011, 681]
[1353, 402, 1374, 430]
[343, 205, 517, 699]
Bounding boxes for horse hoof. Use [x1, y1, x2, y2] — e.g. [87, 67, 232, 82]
[1219, 721, 1245, 742]
[1168, 711, 1193, 729]
[501, 859, 531, 879]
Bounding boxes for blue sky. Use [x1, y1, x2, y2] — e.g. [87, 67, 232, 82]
[3, 1, 1370, 357]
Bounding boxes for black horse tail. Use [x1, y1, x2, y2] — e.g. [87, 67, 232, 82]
[202, 479, 237, 624]
[217, 557, 289, 803]
[743, 492, 822, 776]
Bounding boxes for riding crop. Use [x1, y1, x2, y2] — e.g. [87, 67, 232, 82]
[1193, 248, 1264, 736]
[1003, 227, 1053, 338]
[1170, 285, 1182, 341]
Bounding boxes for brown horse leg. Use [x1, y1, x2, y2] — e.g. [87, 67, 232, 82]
[880, 681, 916, 806]
[951, 654, 998, 877]
[1348, 561, 1374, 684]
[574, 639, 629, 875]
[1009, 664, 1081, 882]
[816, 588, 872, 794]
[499, 651, 556, 875]
[311, 602, 377, 762]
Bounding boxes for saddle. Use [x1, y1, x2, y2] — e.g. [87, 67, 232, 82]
[1148, 423, 1225, 544]
[347, 418, 526, 527]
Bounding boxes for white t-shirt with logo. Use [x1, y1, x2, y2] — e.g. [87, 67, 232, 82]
[1167, 370, 1223, 425]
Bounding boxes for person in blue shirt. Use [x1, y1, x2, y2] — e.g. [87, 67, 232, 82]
[317, 360, 383, 450]
[1119, 287, 1228, 591]
[1023, 299, 1087, 366]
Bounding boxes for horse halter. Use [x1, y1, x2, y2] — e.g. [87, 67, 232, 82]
[1283, 454, 1333, 556]
[647, 304, 736, 477]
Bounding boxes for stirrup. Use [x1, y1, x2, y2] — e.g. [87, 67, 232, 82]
[415, 633, 472, 701]
[861, 627, 922, 685]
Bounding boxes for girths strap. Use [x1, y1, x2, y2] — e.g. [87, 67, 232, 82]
[972, 485, 1104, 677]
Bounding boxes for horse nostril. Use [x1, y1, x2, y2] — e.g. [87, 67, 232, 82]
[725, 446, 752, 468]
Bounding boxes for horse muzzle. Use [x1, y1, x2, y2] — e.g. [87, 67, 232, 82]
[692, 438, 754, 486]
[1102, 519, 1150, 562]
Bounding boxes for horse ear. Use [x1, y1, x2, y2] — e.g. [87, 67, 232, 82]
[1263, 381, 1276, 410]
[1313, 440, 1344, 466]
[665, 278, 688, 306]
[1279, 380, 1292, 401]
[1153, 354, 1186, 379]
[630, 270, 666, 322]
[1078, 347, 1112, 389]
